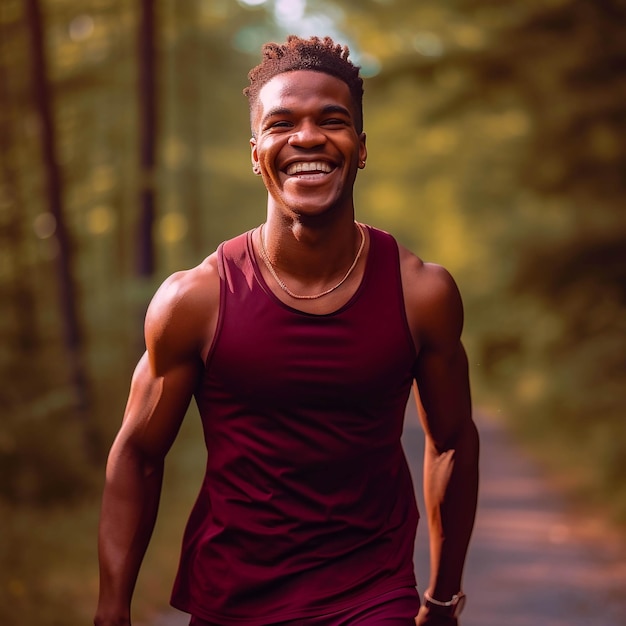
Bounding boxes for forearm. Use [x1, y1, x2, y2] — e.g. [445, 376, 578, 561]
[95, 445, 164, 625]
[423, 419, 479, 598]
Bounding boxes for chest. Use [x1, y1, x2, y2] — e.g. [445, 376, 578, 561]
[210, 284, 415, 409]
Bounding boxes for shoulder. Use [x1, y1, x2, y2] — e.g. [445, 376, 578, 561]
[145, 252, 221, 369]
[148, 253, 220, 321]
[397, 244, 464, 350]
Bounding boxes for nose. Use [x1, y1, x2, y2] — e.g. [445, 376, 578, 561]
[288, 121, 326, 148]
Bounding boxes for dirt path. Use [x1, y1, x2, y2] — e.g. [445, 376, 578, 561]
[148, 409, 626, 626]
[409, 408, 626, 626]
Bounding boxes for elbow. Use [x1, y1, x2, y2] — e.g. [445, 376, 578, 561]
[106, 437, 165, 483]
[428, 418, 479, 465]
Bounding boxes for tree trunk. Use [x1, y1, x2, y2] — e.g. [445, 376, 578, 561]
[25, 0, 101, 460]
[0, 50, 39, 355]
[137, 0, 158, 278]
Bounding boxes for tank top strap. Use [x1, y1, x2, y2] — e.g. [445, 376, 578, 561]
[216, 231, 253, 289]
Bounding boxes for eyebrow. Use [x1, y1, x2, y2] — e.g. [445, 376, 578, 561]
[261, 104, 353, 127]
[261, 107, 292, 127]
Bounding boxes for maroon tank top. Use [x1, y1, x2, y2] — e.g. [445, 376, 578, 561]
[171, 225, 419, 624]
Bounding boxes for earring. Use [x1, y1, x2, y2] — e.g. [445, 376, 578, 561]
[359, 160, 366, 168]
[253, 164, 261, 175]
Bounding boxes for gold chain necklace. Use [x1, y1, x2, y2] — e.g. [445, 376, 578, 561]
[257, 222, 366, 300]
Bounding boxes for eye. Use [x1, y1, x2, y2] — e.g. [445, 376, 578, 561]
[322, 118, 348, 127]
[267, 120, 292, 130]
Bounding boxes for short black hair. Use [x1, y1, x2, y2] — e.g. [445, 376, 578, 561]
[244, 35, 364, 134]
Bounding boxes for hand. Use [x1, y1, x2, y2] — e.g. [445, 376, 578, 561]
[414, 604, 458, 626]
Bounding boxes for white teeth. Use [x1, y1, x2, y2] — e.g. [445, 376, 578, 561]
[286, 161, 332, 176]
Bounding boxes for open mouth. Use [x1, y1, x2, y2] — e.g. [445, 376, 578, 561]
[285, 161, 334, 177]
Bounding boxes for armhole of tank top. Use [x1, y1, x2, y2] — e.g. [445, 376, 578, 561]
[216, 240, 226, 281]
[203, 241, 227, 371]
[387, 234, 419, 366]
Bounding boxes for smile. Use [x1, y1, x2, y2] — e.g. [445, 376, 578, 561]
[285, 161, 334, 176]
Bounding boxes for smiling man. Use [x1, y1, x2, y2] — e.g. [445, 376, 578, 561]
[95, 36, 479, 626]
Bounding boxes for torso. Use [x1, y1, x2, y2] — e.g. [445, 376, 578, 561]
[170, 225, 421, 624]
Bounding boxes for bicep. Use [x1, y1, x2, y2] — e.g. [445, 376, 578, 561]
[413, 341, 472, 451]
[112, 351, 199, 465]
[108, 263, 215, 467]
[406, 263, 472, 450]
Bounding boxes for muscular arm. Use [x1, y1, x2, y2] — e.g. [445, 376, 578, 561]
[95, 262, 217, 626]
[402, 256, 479, 624]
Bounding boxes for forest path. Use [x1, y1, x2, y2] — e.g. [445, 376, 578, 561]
[147, 408, 626, 626]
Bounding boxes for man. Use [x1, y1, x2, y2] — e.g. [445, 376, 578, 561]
[95, 36, 479, 626]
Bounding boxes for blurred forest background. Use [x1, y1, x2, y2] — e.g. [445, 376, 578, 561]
[1, 0, 625, 623]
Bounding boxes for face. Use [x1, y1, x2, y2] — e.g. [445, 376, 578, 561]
[250, 70, 367, 218]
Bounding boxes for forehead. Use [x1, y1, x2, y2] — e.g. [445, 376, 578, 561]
[255, 70, 353, 118]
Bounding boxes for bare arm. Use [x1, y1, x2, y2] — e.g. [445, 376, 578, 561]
[402, 257, 479, 624]
[416, 343, 478, 603]
[94, 262, 217, 626]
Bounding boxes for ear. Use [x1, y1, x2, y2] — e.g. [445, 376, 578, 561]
[250, 137, 261, 175]
[358, 132, 367, 169]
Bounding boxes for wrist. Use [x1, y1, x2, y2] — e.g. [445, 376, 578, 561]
[94, 601, 132, 626]
[423, 590, 466, 618]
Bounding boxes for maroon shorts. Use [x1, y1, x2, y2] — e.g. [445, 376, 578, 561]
[189, 586, 420, 626]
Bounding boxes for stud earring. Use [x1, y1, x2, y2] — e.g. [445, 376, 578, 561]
[252, 164, 261, 175]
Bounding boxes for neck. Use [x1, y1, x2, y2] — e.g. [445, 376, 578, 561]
[257, 216, 366, 299]
[262, 212, 359, 281]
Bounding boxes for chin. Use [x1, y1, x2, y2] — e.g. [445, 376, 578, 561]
[282, 191, 347, 216]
